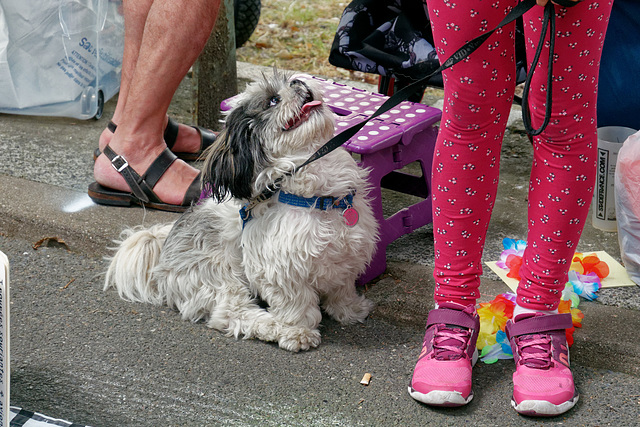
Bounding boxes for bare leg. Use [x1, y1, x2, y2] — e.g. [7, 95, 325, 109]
[94, 0, 220, 204]
[99, 0, 209, 155]
[98, 0, 151, 150]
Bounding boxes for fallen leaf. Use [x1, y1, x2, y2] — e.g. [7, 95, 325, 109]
[33, 237, 70, 251]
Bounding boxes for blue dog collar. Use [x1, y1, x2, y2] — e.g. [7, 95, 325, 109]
[239, 204, 253, 227]
[277, 191, 354, 210]
[240, 191, 356, 228]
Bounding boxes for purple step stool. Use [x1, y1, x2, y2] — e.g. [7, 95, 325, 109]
[221, 75, 442, 284]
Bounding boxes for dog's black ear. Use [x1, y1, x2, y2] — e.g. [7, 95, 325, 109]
[201, 106, 267, 202]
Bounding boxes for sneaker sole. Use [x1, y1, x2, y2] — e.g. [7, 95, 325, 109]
[407, 347, 478, 407]
[511, 394, 579, 416]
[408, 387, 474, 407]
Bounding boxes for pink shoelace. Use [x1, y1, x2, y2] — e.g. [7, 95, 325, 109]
[516, 334, 553, 369]
[432, 324, 471, 361]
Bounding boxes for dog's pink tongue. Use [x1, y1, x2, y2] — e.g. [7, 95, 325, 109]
[284, 100, 322, 130]
[301, 100, 322, 114]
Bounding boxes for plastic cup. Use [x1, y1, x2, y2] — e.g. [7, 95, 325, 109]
[592, 126, 638, 231]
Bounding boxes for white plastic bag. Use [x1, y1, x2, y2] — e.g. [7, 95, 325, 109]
[615, 129, 640, 285]
[0, 3, 19, 106]
[0, 0, 123, 119]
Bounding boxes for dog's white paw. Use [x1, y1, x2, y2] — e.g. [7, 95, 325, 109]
[278, 327, 321, 352]
[326, 295, 374, 325]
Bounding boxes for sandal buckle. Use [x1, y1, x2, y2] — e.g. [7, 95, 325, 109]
[111, 155, 129, 173]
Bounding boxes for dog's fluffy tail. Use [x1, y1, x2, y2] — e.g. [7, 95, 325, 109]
[104, 223, 173, 305]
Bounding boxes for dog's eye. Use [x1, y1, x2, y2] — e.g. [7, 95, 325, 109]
[268, 95, 281, 108]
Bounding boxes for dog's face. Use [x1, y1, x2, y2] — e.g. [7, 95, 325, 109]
[202, 72, 336, 202]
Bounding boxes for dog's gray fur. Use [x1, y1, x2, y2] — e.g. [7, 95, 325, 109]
[104, 71, 379, 351]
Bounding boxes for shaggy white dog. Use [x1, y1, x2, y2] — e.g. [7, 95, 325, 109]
[104, 72, 379, 351]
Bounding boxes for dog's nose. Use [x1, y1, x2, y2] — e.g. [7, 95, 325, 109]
[290, 79, 310, 95]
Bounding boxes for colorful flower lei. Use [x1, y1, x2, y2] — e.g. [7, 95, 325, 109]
[478, 238, 605, 364]
[478, 290, 585, 363]
[497, 238, 608, 300]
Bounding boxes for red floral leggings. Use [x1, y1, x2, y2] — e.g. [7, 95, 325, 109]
[426, 0, 613, 310]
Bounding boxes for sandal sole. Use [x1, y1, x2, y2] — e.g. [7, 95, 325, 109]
[88, 182, 192, 213]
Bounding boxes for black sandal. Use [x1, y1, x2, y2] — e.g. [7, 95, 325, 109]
[88, 145, 202, 213]
[93, 117, 217, 161]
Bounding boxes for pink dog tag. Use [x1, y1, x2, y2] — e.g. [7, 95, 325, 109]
[342, 207, 359, 227]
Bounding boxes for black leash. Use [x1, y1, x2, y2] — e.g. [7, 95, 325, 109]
[253, 0, 578, 205]
[303, 0, 538, 169]
[521, 1, 556, 136]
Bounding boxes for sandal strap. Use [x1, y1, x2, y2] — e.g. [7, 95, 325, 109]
[184, 173, 203, 206]
[107, 118, 179, 151]
[163, 117, 180, 150]
[103, 145, 151, 204]
[142, 148, 178, 189]
[193, 125, 217, 152]
[106, 117, 215, 154]
[103, 146, 177, 205]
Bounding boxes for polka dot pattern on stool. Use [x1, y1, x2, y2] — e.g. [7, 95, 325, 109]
[296, 75, 441, 153]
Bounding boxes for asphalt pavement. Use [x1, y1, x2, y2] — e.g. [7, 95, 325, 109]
[0, 62, 638, 426]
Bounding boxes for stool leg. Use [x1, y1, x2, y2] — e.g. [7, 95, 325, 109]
[355, 126, 438, 284]
[357, 245, 387, 285]
[357, 153, 387, 285]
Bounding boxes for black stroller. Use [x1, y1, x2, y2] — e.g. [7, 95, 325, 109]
[329, 0, 528, 104]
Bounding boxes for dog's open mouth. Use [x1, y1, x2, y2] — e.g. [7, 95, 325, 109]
[283, 99, 323, 131]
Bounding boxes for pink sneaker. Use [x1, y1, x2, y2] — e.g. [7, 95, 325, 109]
[505, 312, 579, 416]
[408, 302, 479, 407]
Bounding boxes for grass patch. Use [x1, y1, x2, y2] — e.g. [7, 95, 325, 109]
[236, 0, 379, 84]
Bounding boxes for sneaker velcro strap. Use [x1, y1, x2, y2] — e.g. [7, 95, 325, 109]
[507, 313, 573, 339]
[427, 308, 479, 330]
